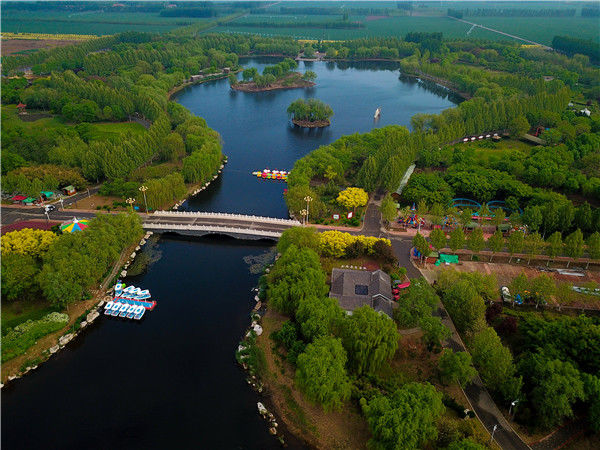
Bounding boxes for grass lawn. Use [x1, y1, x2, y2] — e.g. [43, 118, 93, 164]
[1, 299, 58, 334]
[3, 105, 146, 141]
[85, 121, 146, 141]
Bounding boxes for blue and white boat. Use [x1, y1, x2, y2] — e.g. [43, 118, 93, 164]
[114, 282, 125, 297]
[136, 289, 151, 300]
[126, 305, 136, 319]
[133, 306, 145, 320]
[111, 303, 122, 316]
[104, 301, 115, 315]
[121, 286, 136, 298]
[118, 303, 129, 317]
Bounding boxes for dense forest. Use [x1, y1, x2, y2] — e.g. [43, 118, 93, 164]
[286, 33, 599, 236]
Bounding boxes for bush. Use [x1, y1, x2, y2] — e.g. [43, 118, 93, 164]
[2, 312, 69, 362]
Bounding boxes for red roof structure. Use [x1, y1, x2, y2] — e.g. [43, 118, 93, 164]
[1, 220, 60, 235]
[11, 195, 27, 201]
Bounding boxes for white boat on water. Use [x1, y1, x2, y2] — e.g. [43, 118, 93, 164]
[126, 305, 136, 319]
[118, 303, 129, 317]
[374, 107, 381, 119]
[136, 289, 151, 300]
[110, 302, 121, 316]
[114, 283, 125, 296]
[104, 301, 115, 315]
[134, 306, 145, 320]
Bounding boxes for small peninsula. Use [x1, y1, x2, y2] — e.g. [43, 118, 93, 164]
[230, 58, 316, 92]
[287, 98, 333, 128]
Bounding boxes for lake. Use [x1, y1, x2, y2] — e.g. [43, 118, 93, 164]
[2, 59, 458, 450]
[176, 58, 459, 218]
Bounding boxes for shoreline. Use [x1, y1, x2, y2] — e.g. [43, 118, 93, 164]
[291, 118, 330, 128]
[231, 72, 315, 92]
[1, 235, 150, 385]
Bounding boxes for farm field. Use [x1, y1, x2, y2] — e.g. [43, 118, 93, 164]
[219, 13, 597, 45]
[1, 38, 83, 56]
[465, 16, 600, 45]
[218, 15, 503, 41]
[0, 10, 213, 35]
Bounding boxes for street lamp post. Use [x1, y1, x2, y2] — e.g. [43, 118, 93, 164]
[126, 197, 136, 212]
[300, 209, 308, 226]
[509, 400, 519, 418]
[303, 195, 312, 224]
[139, 185, 148, 214]
[490, 424, 498, 444]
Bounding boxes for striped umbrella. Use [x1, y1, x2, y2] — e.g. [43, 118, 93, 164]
[61, 217, 90, 233]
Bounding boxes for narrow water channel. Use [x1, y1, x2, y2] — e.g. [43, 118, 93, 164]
[2, 60, 458, 450]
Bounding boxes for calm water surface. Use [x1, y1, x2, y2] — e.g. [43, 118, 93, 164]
[176, 59, 458, 217]
[2, 60, 457, 449]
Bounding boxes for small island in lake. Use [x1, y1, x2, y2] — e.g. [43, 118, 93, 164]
[287, 98, 334, 128]
[230, 58, 316, 92]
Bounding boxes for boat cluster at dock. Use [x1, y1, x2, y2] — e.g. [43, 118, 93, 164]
[104, 282, 156, 320]
[251, 169, 289, 181]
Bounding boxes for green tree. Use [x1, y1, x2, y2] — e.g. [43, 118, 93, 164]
[467, 228, 485, 260]
[295, 336, 351, 411]
[1, 254, 39, 301]
[393, 278, 439, 328]
[546, 231, 563, 264]
[586, 231, 600, 262]
[277, 226, 320, 254]
[449, 227, 466, 252]
[523, 206, 542, 233]
[438, 349, 477, 386]
[302, 70, 317, 82]
[508, 115, 530, 137]
[419, 315, 450, 350]
[296, 296, 344, 341]
[413, 232, 430, 262]
[159, 133, 185, 162]
[361, 382, 445, 450]
[518, 353, 585, 429]
[471, 327, 520, 401]
[492, 208, 506, 230]
[508, 231, 525, 263]
[341, 306, 399, 375]
[564, 229, 585, 267]
[268, 245, 328, 316]
[524, 232, 544, 265]
[442, 280, 486, 334]
[429, 228, 447, 253]
[380, 193, 397, 223]
[487, 230, 504, 261]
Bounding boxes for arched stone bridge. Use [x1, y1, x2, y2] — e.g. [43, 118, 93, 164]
[143, 211, 301, 240]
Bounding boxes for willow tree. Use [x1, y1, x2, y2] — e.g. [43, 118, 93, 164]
[341, 306, 399, 375]
[287, 98, 333, 123]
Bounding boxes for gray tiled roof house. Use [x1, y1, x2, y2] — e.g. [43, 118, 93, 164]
[329, 268, 394, 318]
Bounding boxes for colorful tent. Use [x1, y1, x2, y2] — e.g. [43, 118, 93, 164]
[61, 218, 90, 233]
[22, 197, 35, 205]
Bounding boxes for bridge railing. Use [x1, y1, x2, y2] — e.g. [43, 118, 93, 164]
[152, 210, 301, 226]
[143, 222, 282, 238]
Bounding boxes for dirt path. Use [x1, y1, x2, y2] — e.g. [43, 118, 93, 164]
[1, 243, 137, 383]
[257, 309, 370, 449]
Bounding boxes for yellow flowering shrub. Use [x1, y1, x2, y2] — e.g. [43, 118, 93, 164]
[319, 231, 391, 258]
[1, 229, 57, 257]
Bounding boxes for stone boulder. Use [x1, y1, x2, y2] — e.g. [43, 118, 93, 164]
[86, 310, 100, 323]
[59, 333, 74, 346]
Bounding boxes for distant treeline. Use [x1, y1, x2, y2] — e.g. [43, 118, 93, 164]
[449, 8, 576, 18]
[228, 20, 365, 30]
[278, 6, 392, 16]
[582, 7, 600, 17]
[553, 35, 600, 64]
[159, 8, 218, 18]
